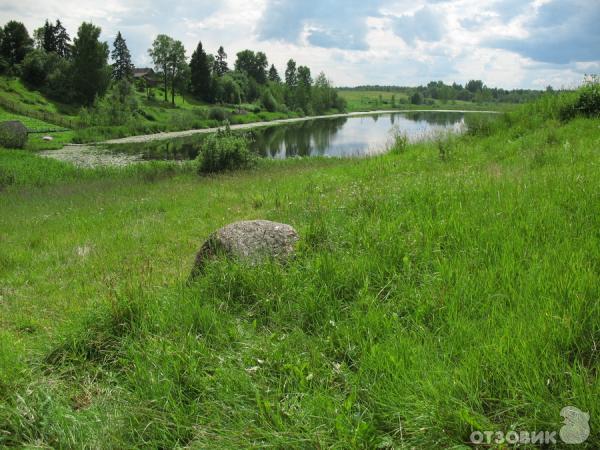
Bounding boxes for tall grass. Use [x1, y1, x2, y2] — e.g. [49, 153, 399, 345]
[0, 88, 598, 447]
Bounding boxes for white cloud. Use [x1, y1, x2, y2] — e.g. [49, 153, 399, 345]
[0, 0, 597, 88]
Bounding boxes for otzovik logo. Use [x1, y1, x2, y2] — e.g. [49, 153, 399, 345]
[559, 406, 590, 445]
[469, 406, 590, 445]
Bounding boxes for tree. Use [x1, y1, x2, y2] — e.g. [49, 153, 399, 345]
[149, 34, 174, 102]
[410, 91, 424, 105]
[284, 59, 297, 87]
[1, 21, 33, 66]
[21, 49, 47, 86]
[466, 79, 484, 93]
[71, 22, 110, 105]
[54, 20, 71, 58]
[296, 65, 312, 112]
[235, 50, 268, 84]
[190, 41, 212, 101]
[111, 31, 134, 80]
[214, 46, 228, 76]
[33, 20, 56, 53]
[268, 64, 280, 83]
[168, 40, 186, 105]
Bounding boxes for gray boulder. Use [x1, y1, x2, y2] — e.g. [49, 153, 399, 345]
[191, 220, 299, 276]
[0, 121, 28, 149]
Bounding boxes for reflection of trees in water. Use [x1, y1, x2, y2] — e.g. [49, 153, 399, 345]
[252, 117, 347, 157]
[400, 111, 464, 125]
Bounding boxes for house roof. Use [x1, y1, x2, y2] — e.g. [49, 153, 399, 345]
[133, 68, 154, 77]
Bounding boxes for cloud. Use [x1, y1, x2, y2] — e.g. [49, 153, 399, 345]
[0, 0, 597, 88]
[391, 6, 445, 44]
[487, 0, 600, 64]
[257, 0, 385, 50]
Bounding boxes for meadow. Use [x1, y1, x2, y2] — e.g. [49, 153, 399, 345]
[0, 86, 598, 447]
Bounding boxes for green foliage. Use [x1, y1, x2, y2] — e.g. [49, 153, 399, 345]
[261, 89, 278, 112]
[208, 106, 229, 122]
[111, 31, 133, 81]
[0, 120, 27, 148]
[388, 125, 408, 154]
[189, 41, 212, 102]
[214, 46, 228, 76]
[465, 113, 499, 136]
[196, 128, 255, 173]
[0, 21, 33, 67]
[234, 50, 268, 84]
[71, 23, 110, 105]
[411, 91, 424, 105]
[567, 75, 600, 119]
[79, 79, 138, 126]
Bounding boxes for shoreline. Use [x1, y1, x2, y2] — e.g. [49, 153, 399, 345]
[101, 109, 501, 145]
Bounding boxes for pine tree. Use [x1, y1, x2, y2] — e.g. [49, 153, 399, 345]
[54, 20, 71, 58]
[268, 64, 280, 83]
[284, 59, 297, 87]
[42, 20, 56, 53]
[214, 46, 228, 76]
[111, 31, 134, 80]
[189, 41, 212, 102]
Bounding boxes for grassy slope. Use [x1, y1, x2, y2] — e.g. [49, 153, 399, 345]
[1, 99, 599, 447]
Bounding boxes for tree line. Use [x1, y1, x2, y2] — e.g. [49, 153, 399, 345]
[341, 80, 547, 105]
[0, 19, 346, 115]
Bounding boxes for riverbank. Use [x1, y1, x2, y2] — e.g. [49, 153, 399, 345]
[100, 109, 500, 145]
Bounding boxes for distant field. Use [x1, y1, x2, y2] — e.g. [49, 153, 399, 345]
[338, 89, 517, 112]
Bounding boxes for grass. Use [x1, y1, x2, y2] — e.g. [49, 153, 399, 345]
[0, 89, 598, 447]
[338, 89, 516, 113]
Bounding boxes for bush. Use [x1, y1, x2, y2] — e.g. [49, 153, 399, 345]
[208, 107, 229, 122]
[196, 129, 256, 174]
[261, 90, 278, 112]
[574, 76, 600, 117]
[465, 114, 498, 136]
[0, 121, 28, 149]
[411, 92, 424, 105]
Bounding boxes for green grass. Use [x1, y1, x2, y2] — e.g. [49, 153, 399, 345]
[339, 89, 516, 113]
[0, 91, 598, 448]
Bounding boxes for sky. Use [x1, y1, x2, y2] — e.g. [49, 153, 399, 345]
[0, 0, 598, 89]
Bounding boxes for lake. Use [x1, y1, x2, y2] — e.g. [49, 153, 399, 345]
[250, 111, 472, 158]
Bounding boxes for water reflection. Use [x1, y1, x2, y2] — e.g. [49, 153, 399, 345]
[251, 111, 468, 159]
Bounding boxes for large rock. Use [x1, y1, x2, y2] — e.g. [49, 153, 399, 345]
[0, 121, 28, 149]
[191, 220, 299, 276]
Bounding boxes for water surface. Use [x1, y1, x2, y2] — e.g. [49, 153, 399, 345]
[251, 111, 469, 158]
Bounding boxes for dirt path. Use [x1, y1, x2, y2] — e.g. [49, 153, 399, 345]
[101, 109, 501, 145]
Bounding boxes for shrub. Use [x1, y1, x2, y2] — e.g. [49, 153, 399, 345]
[465, 114, 498, 136]
[196, 128, 256, 174]
[261, 90, 278, 112]
[574, 76, 600, 117]
[388, 125, 409, 154]
[0, 121, 28, 149]
[208, 107, 229, 122]
[410, 92, 424, 105]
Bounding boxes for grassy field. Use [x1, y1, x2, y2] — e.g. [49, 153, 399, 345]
[338, 89, 516, 113]
[0, 90, 598, 447]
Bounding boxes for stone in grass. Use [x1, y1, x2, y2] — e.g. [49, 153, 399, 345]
[42, 135, 53, 141]
[0, 121, 28, 149]
[191, 220, 299, 277]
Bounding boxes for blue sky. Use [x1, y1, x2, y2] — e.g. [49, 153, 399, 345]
[1, 0, 598, 88]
